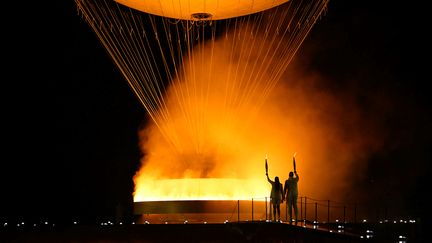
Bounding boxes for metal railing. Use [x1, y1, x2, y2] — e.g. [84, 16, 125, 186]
[134, 196, 417, 229]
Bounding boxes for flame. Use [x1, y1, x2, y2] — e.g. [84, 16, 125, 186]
[133, 178, 269, 201]
[133, 25, 292, 202]
[132, 16, 383, 203]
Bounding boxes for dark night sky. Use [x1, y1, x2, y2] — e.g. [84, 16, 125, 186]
[2, 0, 431, 224]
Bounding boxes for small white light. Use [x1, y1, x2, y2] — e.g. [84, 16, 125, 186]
[74, 221, 77, 225]
[45, 221, 48, 225]
[132, 222, 136, 224]
[119, 222, 123, 225]
[204, 221, 207, 224]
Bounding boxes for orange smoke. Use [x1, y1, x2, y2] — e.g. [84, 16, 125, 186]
[133, 23, 382, 203]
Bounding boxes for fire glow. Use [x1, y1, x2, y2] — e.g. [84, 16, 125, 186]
[75, 0, 381, 205]
[132, 34, 380, 203]
[133, 178, 269, 201]
[133, 26, 298, 202]
[131, 4, 378, 203]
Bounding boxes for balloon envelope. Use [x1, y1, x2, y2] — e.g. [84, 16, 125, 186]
[115, 0, 290, 20]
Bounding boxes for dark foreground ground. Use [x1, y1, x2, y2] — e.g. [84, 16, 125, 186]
[0, 221, 423, 243]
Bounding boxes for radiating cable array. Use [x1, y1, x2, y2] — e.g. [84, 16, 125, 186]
[75, 0, 329, 155]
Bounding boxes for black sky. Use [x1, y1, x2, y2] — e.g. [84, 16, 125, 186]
[3, 0, 431, 224]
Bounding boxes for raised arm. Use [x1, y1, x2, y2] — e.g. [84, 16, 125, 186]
[266, 173, 273, 184]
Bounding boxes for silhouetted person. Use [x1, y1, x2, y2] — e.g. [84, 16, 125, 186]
[284, 159, 299, 224]
[266, 173, 284, 222]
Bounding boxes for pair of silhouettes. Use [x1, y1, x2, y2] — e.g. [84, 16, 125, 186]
[266, 158, 299, 224]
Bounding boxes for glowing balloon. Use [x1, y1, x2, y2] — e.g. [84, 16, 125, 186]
[116, 0, 290, 20]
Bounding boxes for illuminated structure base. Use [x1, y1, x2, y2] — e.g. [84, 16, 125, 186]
[134, 200, 270, 224]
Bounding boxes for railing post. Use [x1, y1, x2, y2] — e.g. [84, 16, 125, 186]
[327, 200, 330, 231]
[251, 198, 254, 222]
[238, 200, 240, 222]
[343, 205, 346, 223]
[376, 205, 379, 223]
[343, 205, 346, 235]
[384, 204, 388, 221]
[300, 197, 303, 223]
[315, 202, 317, 223]
[304, 197, 307, 226]
[354, 203, 357, 224]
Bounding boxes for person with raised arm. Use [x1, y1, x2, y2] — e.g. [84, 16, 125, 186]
[284, 154, 300, 225]
[265, 156, 284, 222]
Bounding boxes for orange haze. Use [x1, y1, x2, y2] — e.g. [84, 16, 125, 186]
[133, 24, 382, 203]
